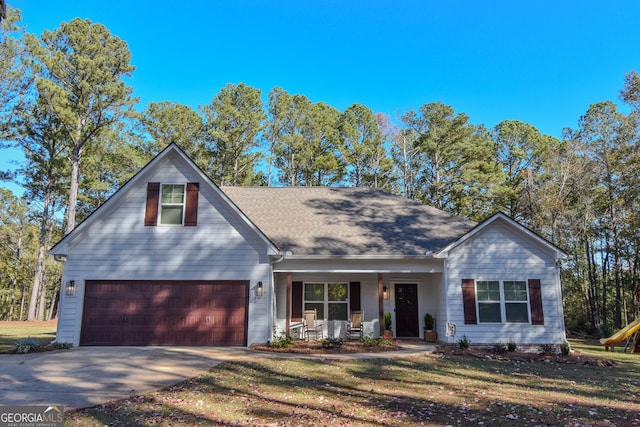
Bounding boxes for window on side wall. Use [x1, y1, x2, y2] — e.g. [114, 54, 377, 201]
[477, 280, 529, 323]
[160, 184, 185, 225]
[303, 282, 349, 321]
[503, 281, 529, 322]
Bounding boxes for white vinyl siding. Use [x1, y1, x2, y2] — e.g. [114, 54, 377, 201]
[55, 152, 272, 346]
[445, 220, 566, 345]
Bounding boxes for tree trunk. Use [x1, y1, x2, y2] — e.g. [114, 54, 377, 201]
[47, 288, 59, 321]
[26, 243, 45, 320]
[27, 198, 51, 321]
[65, 143, 82, 234]
[7, 227, 22, 321]
[289, 153, 296, 186]
[232, 155, 239, 186]
[614, 251, 622, 329]
[585, 236, 600, 331]
[37, 265, 48, 321]
[19, 280, 27, 321]
[601, 239, 609, 331]
[44, 200, 58, 321]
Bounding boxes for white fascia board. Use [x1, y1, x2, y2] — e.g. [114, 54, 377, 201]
[436, 212, 568, 261]
[48, 144, 280, 257]
[272, 254, 437, 260]
[272, 269, 420, 273]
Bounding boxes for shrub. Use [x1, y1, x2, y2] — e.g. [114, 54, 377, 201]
[539, 343, 556, 355]
[360, 335, 397, 348]
[13, 337, 41, 354]
[322, 338, 344, 349]
[457, 334, 470, 349]
[507, 339, 517, 352]
[50, 342, 72, 350]
[492, 343, 507, 354]
[378, 337, 397, 346]
[269, 329, 293, 348]
[360, 335, 379, 347]
[384, 312, 392, 330]
[424, 313, 435, 330]
[560, 341, 570, 355]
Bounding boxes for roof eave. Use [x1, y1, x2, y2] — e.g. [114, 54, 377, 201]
[436, 212, 569, 261]
[48, 143, 280, 257]
[269, 253, 439, 260]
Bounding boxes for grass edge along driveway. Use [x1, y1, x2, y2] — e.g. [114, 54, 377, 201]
[68, 341, 639, 427]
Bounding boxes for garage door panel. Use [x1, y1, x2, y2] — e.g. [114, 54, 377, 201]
[81, 280, 248, 346]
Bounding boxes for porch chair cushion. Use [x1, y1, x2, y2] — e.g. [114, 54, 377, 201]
[348, 310, 364, 340]
[303, 309, 323, 341]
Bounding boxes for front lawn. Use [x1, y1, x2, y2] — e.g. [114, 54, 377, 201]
[0, 320, 57, 353]
[69, 340, 640, 426]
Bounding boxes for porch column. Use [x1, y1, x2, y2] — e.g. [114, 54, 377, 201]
[285, 272, 292, 337]
[378, 273, 384, 336]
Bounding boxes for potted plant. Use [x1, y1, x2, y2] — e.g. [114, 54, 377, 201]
[423, 312, 437, 342]
[383, 312, 393, 338]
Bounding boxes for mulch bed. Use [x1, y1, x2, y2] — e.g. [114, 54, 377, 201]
[251, 339, 617, 366]
[250, 339, 402, 354]
[434, 344, 617, 366]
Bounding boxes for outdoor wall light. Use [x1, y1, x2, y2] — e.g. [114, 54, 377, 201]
[383, 286, 389, 300]
[256, 281, 264, 297]
[65, 280, 76, 296]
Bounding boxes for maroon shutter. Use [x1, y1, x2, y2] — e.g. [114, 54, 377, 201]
[144, 182, 160, 226]
[291, 281, 303, 322]
[462, 279, 477, 324]
[349, 282, 361, 311]
[184, 182, 199, 226]
[528, 279, 544, 325]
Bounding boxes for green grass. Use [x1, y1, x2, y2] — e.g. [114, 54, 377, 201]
[0, 321, 57, 353]
[68, 339, 640, 426]
[570, 338, 640, 364]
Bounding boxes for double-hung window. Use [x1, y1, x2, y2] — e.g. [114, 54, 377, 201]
[160, 184, 186, 225]
[303, 282, 348, 321]
[503, 281, 529, 322]
[477, 280, 529, 323]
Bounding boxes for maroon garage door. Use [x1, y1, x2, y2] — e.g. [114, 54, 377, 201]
[80, 280, 248, 346]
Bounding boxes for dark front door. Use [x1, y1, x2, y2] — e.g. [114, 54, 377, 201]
[395, 283, 419, 337]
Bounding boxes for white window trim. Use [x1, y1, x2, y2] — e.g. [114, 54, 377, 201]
[476, 280, 530, 324]
[303, 282, 349, 322]
[159, 183, 186, 226]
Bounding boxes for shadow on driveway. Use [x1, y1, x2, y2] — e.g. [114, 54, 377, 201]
[0, 346, 252, 410]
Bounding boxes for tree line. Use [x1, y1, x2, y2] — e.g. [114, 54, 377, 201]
[1, 5, 639, 336]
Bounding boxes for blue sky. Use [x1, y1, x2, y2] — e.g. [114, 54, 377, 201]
[4, 0, 640, 193]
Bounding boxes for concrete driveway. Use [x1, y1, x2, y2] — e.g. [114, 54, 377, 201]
[0, 346, 253, 410]
[0, 342, 434, 411]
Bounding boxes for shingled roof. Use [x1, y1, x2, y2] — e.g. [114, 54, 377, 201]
[222, 187, 476, 256]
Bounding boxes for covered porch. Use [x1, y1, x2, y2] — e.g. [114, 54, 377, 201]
[272, 257, 446, 341]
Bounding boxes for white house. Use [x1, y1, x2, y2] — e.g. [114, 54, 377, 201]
[50, 144, 568, 347]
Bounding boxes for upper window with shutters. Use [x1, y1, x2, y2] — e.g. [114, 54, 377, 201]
[160, 184, 185, 225]
[145, 182, 199, 227]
